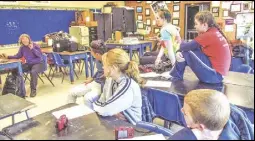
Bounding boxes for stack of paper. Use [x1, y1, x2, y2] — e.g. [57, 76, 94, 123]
[120, 134, 166, 140]
[52, 105, 95, 120]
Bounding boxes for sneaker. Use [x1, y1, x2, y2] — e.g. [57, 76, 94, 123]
[30, 90, 37, 97]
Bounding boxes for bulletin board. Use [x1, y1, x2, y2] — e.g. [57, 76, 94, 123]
[0, 9, 75, 45]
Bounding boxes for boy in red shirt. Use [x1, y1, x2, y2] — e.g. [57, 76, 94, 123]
[169, 11, 231, 83]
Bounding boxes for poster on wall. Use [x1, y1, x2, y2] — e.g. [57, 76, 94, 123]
[225, 19, 234, 32]
[150, 1, 168, 17]
[235, 13, 254, 39]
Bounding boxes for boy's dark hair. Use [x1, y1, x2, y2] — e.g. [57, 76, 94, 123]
[90, 40, 107, 55]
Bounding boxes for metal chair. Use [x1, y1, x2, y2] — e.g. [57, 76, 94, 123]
[24, 54, 55, 87]
[50, 52, 78, 83]
[136, 121, 174, 137]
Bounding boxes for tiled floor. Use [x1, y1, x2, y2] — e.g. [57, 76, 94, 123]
[0, 61, 183, 134]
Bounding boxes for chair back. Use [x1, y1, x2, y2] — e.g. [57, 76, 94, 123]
[147, 88, 186, 126]
[136, 121, 174, 137]
[42, 53, 48, 72]
[236, 64, 254, 74]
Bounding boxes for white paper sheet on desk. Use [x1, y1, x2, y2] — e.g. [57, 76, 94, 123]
[52, 105, 95, 120]
[140, 71, 171, 79]
[160, 71, 171, 79]
[140, 72, 161, 78]
[120, 134, 166, 140]
[145, 80, 172, 88]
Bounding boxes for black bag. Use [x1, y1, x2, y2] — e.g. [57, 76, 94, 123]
[53, 39, 78, 52]
[232, 44, 253, 64]
[2, 74, 26, 98]
[66, 41, 78, 52]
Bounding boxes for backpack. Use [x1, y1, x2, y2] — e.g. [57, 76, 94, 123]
[139, 60, 172, 74]
[2, 74, 26, 98]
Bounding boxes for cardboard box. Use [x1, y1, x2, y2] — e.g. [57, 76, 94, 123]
[115, 31, 122, 41]
[85, 21, 98, 27]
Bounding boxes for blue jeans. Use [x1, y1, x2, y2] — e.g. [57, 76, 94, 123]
[170, 48, 223, 84]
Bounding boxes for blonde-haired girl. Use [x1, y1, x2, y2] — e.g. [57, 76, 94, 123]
[91, 48, 145, 125]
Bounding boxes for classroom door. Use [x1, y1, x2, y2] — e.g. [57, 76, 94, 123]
[184, 3, 210, 41]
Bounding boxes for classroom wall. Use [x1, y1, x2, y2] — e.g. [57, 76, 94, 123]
[0, 1, 125, 9]
[0, 1, 125, 55]
[125, 1, 254, 41]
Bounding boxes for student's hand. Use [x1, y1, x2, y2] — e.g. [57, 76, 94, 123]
[114, 113, 127, 121]
[176, 52, 185, 62]
[28, 43, 34, 50]
[84, 77, 93, 85]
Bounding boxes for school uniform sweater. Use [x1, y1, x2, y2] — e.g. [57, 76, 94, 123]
[168, 104, 254, 140]
[92, 74, 142, 125]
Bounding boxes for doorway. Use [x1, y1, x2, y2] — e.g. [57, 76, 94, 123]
[184, 3, 210, 41]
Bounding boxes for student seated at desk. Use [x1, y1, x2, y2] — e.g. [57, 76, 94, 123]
[67, 40, 106, 107]
[92, 48, 145, 125]
[169, 89, 254, 140]
[1, 34, 43, 97]
[169, 11, 231, 84]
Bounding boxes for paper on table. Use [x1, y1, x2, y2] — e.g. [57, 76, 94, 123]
[160, 71, 171, 79]
[145, 80, 172, 88]
[52, 105, 95, 120]
[140, 71, 171, 79]
[140, 72, 161, 78]
[120, 134, 166, 140]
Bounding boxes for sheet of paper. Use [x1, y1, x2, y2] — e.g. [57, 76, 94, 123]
[145, 80, 172, 88]
[52, 105, 95, 120]
[160, 71, 171, 79]
[121, 134, 166, 140]
[140, 72, 161, 78]
[225, 25, 234, 32]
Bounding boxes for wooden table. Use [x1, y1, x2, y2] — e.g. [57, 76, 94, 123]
[41, 48, 93, 83]
[105, 41, 152, 60]
[5, 104, 152, 140]
[0, 94, 36, 125]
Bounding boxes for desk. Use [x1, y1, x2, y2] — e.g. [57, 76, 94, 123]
[41, 48, 93, 83]
[8, 104, 152, 140]
[0, 94, 36, 125]
[223, 71, 254, 87]
[143, 67, 254, 123]
[105, 41, 152, 60]
[0, 59, 23, 76]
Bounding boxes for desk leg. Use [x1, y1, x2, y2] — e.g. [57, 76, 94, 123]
[84, 54, 89, 78]
[12, 115, 15, 125]
[139, 45, 143, 57]
[129, 47, 132, 60]
[68, 57, 74, 84]
[25, 110, 30, 119]
[89, 54, 94, 77]
[17, 62, 23, 76]
[149, 43, 152, 51]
